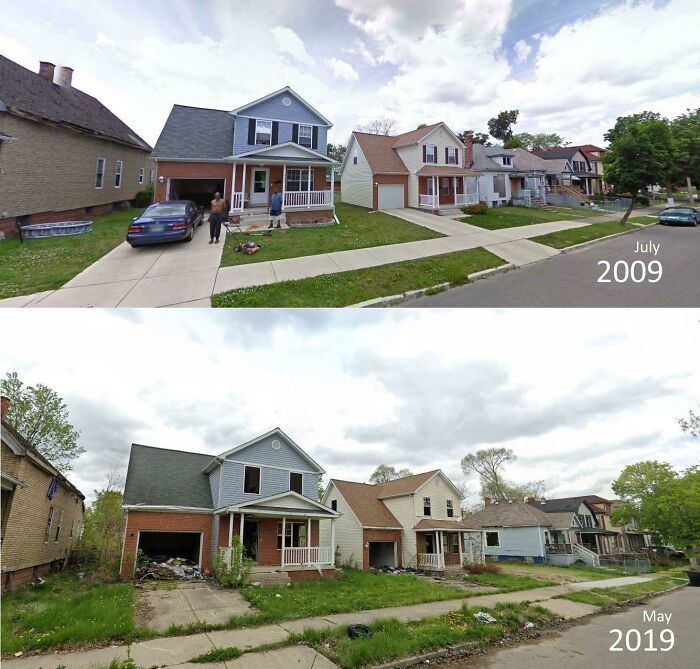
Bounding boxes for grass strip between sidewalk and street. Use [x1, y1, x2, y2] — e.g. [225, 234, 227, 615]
[555, 577, 678, 607]
[530, 220, 639, 248]
[212, 247, 505, 307]
[465, 573, 558, 592]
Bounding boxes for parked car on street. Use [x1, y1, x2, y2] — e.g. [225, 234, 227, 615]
[651, 545, 686, 559]
[127, 200, 203, 246]
[658, 206, 699, 226]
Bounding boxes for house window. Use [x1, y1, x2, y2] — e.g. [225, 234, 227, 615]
[447, 147, 458, 164]
[290, 472, 303, 494]
[139, 167, 144, 184]
[54, 509, 64, 542]
[149, 169, 154, 184]
[244, 466, 261, 494]
[277, 521, 307, 549]
[423, 497, 431, 516]
[331, 499, 338, 511]
[298, 124, 313, 148]
[440, 177, 450, 195]
[286, 168, 314, 192]
[451, 533, 460, 553]
[493, 174, 506, 198]
[446, 500, 454, 518]
[95, 158, 105, 189]
[426, 178, 434, 195]
[353, 154, 358, 165]
[115, 160, 123, 188]
[425, 144, 437, 163]
[503, 156, 512, 166]
[255, 119, 273, 145]
[44, 506, 55, 543]
[485, 531, 500, 547]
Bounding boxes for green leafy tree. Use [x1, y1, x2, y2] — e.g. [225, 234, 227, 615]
[611, 462, 700, 548]
[369, 464, 414, 484]
[487, 110, 519, 141]
[416, 123, 427, 129]
[458, 130, 491, 146]
[669, 109, 700, 203]
[506, 132, 567, 151]
[327, 142, 347, 162]
[678, 406, 700, 437]
[1, 371, 83, 471]
[602, 112, 673, 224]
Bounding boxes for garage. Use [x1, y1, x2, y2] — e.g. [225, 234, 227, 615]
[368, 541, 397, 569]
[377, 184, 404, 210]
[167, 178, 225, 208]
[137, 531, 202, 565]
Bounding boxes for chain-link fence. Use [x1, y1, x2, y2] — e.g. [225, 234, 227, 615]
[599, 554, 652, 574]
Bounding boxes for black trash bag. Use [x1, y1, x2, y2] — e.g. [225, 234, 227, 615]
[347, 623, 373, 639]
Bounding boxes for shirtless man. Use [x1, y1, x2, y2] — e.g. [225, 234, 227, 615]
[209, 192, 227, 244]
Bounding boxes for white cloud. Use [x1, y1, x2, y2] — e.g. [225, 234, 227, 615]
[327, 57, 359, 81]
[94, 31, 115, 48]
[342, 39, 377, 65]
[514, 38, 531, 63]
[270, 26, 314, 67]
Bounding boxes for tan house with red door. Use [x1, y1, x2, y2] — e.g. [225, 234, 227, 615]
[340, 122, 479, 214]
[321, 470, 483, 572]
[120, 428, 340, 581]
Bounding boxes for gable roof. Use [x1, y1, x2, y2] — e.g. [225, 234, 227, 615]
[572, 144, 606, 153]
[123, 443, 213, 509]
[331, 480, 402, 528]
[467, 501, 552, 528]
[391, 122, 444, 148]
[152, 105, 234, 160]
[231, 86, 332, 126]
[352, 132, 409, 174]
[413, 518, 477, 530]
[0, 55, 150, 151]
[529, 496, 601, 515]
[471, 143, 515, 171]
[229, 490, 340, 516]
[230, 141, 336, 163]
[375, 470, 440, 498]
[511, 148, 551, 172]
[535, 147, 583, 160]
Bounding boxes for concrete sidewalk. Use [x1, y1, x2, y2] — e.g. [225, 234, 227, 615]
[3, 576, 659, 669]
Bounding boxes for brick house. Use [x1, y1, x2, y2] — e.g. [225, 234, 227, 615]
[151, 87, 338, 227]
[0, 55, 153, 238]
[321, 470, 483, 573]
[1, 396, 85, 590]
[120, 428, 340, 581]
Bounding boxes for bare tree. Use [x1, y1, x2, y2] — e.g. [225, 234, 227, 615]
[355, 118, 396, 135]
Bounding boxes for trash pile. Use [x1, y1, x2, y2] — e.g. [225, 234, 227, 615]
[136, 557, 204, 582]
[473, 611, 497, 624]
[378, 566, 418, 575]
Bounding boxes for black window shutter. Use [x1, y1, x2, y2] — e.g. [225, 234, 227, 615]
[422, 145, 426, 162]
[312, 126, 318, 150]
[433, 146, 438, 163]
[272, 121, 279, 145]
[248, 118, 256, 144]
[292, 124, 299, 143]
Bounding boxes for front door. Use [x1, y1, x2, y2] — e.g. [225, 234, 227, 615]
[250, 168, 269, 206]
[425, 534, 435, 553]
[242, 520, 258, 562]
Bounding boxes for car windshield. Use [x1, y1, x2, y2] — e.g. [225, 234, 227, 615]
[664, 207, 691, 214]
[143, 203, 187, 217]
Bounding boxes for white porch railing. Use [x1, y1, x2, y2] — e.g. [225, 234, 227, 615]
[283, 546, 334, 566]
[283, 190, 332, 208]
[230, 192, 244, 212]
[573, 543, 600, 567]
[419, 194, 438, 207]
[417, 553, 445, 569]
[455, 193, 479, 206]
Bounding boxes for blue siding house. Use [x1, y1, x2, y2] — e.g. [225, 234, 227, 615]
[151, 87, 338, 227]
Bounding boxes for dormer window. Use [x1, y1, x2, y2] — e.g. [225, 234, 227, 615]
[298, 124, 312, 148]
[503, 156, 512, 166]
[446, 147, 458, 165]
[255, 119, 272, 145]
[424, 144, 437, 163]
[423, 497, 431, 516]
[244, 465, 261, 494]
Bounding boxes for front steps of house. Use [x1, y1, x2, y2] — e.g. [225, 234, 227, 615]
[249, 567, 291, 587]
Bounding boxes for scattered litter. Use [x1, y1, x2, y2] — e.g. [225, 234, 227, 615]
[76, 572, 86, 580]
[275, 593, 283, 599]
[379, 566, 417, 575]
[523, 621, 535, 629]
[235, 240, 261, 254]
[347, 623, 373, 639]
[32, 577, 47, 587]
[14, 652, 22, 657]
[250, 581, 262, 588]
[474, 612, 497, 624]
[136, 557, 204, 582]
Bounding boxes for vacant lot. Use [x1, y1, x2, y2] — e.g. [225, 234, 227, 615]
[461, 205, 604, 230]
[494, 562, 626, 583]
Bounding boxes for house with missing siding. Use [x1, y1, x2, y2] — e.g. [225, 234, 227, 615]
[120, 428, 340, 583]
[1, 397, 85, 590]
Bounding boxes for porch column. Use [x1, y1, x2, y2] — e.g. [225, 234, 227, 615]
[330, 168, 335, 206]
[463, 176, 466, 201]
[439, 531, 444, 567]
[453, 177, 457, 203]
[282, 164, 287, 210]
[228, 511, 234, 547]
[307, 517, 312, 565]
[281, 516, 286, 567]
[331, 518, 336, 565]
[476, 177, 480, 202]
[458, 532, 463, 566]
[231, 163, 237, 211]
[239, 512, 244, 543]
[435, 177, 440, 209]
[307, 165, 312, 208]
[241, 163, 247, 208]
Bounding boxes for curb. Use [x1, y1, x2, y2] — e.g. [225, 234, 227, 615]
[557, 223, 656, 255]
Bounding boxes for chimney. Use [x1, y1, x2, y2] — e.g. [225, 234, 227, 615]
[1, 395, 9, 420]
[463, 133, 474, 168]
[483, 497, 491, 507]
[527, 497, 536, 504]
[38, 61, 56, 81]
[57, 66, 73, 87]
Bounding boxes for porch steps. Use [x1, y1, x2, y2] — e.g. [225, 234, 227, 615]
[249, 569, 291, 587]
[434, 207, 463, 216]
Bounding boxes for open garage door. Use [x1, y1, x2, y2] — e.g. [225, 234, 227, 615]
[138, 531, 202, 565]
[168, 178, 225, 208]
[368, 541, 397, 569]
[378, 184, 404, 210]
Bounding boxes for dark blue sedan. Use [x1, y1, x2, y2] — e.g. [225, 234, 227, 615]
[127, 200, 203, 247]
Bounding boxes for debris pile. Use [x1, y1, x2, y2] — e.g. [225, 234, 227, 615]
[136, 557, 203, 581]
[378, 566, 418, 575]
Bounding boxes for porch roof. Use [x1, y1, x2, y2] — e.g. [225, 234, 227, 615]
[229, 156, 334, 166]
[223, 505, 336, 518]
[416, 166, 478, 176]
[413, 519, 480, 531]
[218, 490, 340, 519]
[577, 527, 619, 536]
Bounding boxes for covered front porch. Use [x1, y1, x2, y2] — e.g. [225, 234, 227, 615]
[414, 522, 484, 571]
[417, 168, 480, 212]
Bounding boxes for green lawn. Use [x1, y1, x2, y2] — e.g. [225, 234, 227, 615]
[556, 577, 677, 607]
[0, 208, 141, 299]
[220, 202, 441, 267]
[531, 220, 638, 248]
[213, 247, 504, 308]
[495, 562, 625, 583]
[461, 205, 604, 230]
[627, 215, 657, 225]
[465, 573, 557, 592]
[1, 573, 136, 655]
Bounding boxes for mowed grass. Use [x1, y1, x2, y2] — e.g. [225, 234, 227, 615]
[220, 201, 441, 267]
[212, 248, 504, 308]
[557, 577, 677, 607]
[531, 220, 638, 248]
[495, 562, 625, 582]
[1, 573, 136, 654]
[295, 602, 557, 669]
[627, 216, 658, 225]
[465, 572, 557, 592]
[0, 208, 142, 299]
[461, 205, 605, 230]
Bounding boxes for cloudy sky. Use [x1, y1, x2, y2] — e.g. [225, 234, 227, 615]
[2, 0, 699, 149]
[1, 309, 697, 506]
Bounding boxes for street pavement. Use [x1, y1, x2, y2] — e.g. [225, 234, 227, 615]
[443, 586, 697, 669]
[406, 223, 700, 307]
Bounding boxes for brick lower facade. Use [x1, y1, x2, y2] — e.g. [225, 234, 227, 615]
[362, 529, 403, 569]
[372, 174, 409, 210]
[418, 175, 464, 206]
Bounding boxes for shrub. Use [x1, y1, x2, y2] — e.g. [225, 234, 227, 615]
[636, 195, 649, 206]
[213, 538, 253, 588]
[133, 185, 154, 208]
[462, 203, 488, 215]
[465, 562, 501, 574]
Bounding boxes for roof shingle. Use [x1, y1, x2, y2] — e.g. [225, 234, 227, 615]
[466, 502, 552, 528]
[353, 132, 409, 174]
[332, 479, 402, 528]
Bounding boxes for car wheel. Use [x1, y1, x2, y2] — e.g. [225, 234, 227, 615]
[185, 226, 194, 242]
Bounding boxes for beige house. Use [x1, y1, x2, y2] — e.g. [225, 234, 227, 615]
[1, 396, 85, 590]
[0, 55, 153, 238]
[321, 470, 483, 572]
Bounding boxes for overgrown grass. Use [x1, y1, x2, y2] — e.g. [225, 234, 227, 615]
[531, 220, 638, 248]
[220, 201, 441, 267]
[557, 577, 677, 607]
[295, 602, 558, 669]
[212, 247, 505, 307]
[0, 208, 142, 299]
[495, 562, 623, 582]
[460, 205, 604, 230]
[465, 573, 557, 592]
[191, 646, 243, 662]
[1, 573, 136, 655]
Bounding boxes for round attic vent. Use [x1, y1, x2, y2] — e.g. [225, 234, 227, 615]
[282, 96, 292, 107]
[271, 439, 281, 450]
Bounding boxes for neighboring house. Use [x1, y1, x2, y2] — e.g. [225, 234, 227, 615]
[533, 147, 602, 196]
[508, 148, 555, 206]
[119, 428, 340, 581]
[321, 470, 483, 572]
[605, 499, 653, 552]
[471, 144, 516, 207]
[0, 56, 153, 238]
[340, 122, 479, 213]
[573, 144, 607, 190]
[1, 396, 85, 590]
[151, 87, 338, 226]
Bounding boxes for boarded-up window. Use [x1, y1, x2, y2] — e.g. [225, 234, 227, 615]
[244, 466, 261, 494]
[493, 174, 506, 198]
[331, 499, 338, 511]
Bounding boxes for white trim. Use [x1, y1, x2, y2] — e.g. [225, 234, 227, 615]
[231, 86, 333, 127]
[362, 525, 403, 530]
[255, 119, 273, 146]
[298, 123, 313, 148]
[95, 156, 106, 190]
[138, 167, 144, 184]
[226, 459, 318, 476]
[122, 504, 213, 513]
[322, 482, 363, 528]
[485, 530, 501, 548]
[223, 489, 340, 516]
[249, 167, 270, 206]
[229, 141, 335, 164]
[114, 160, 123, 189]
[243, 464, 262, 495]
[236, 114, 325, 128]
[414, 470, 466, 501]
[1, 472, 28, 489]
[2, 431, 27, 455]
